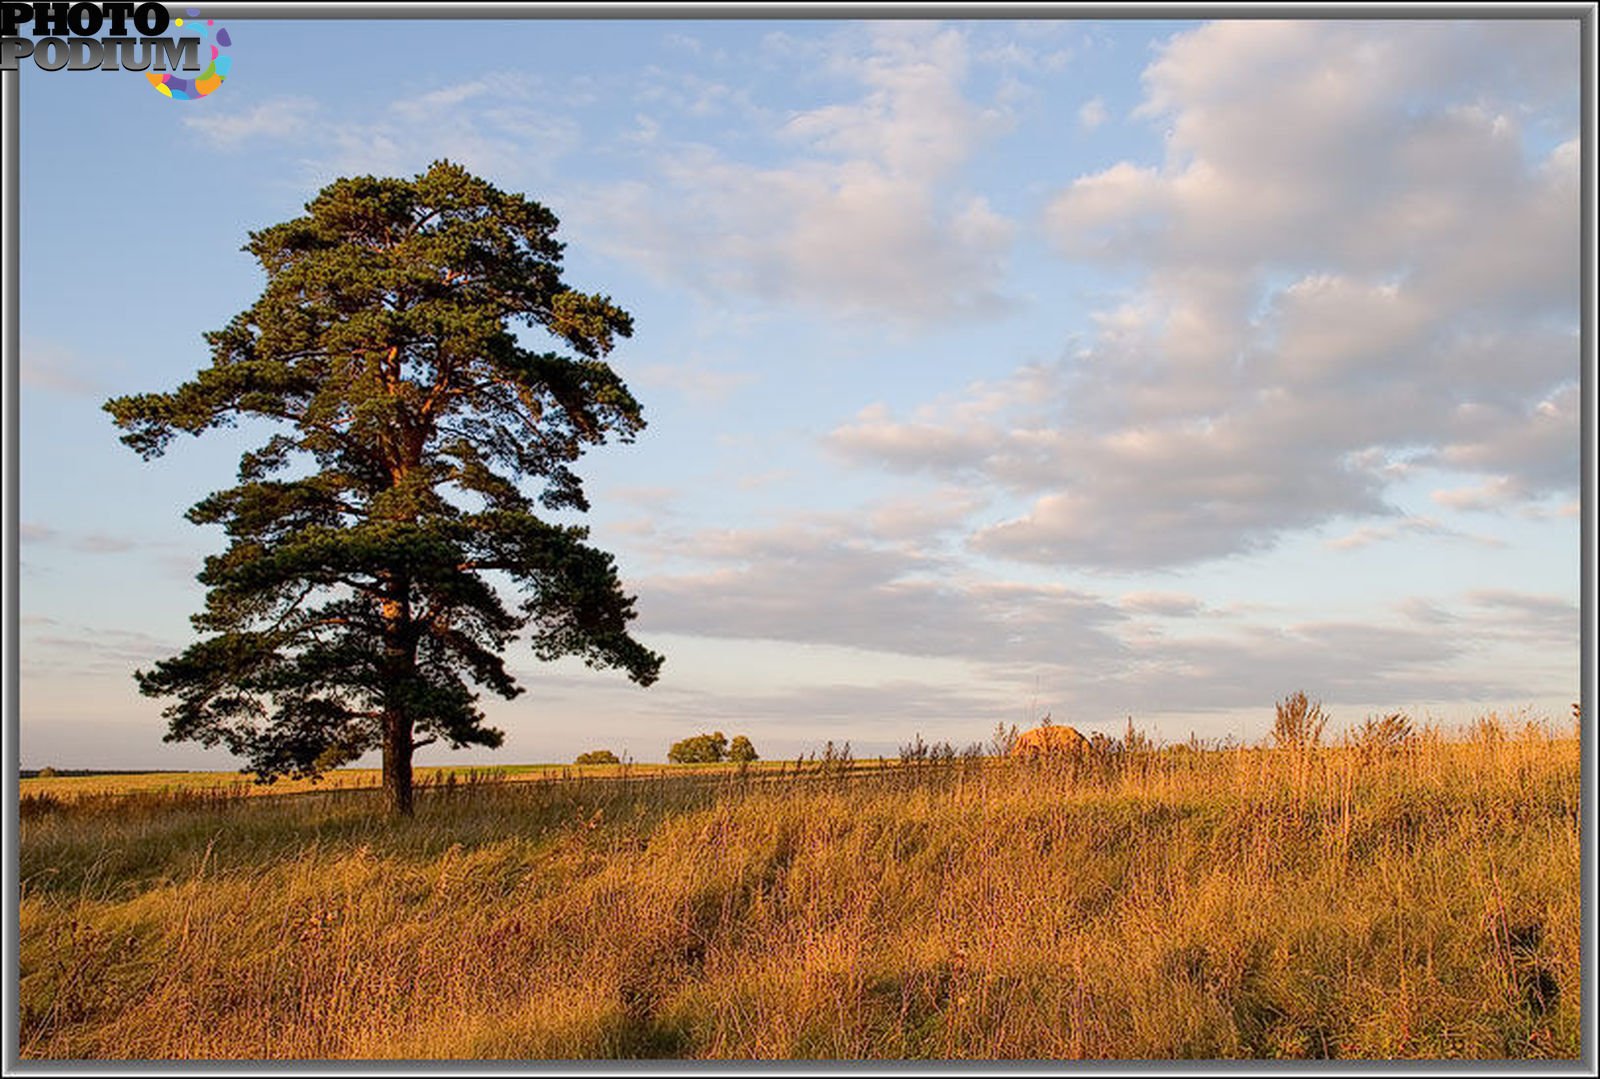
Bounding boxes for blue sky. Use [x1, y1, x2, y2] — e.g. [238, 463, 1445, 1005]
[16, 15, 1583, 768]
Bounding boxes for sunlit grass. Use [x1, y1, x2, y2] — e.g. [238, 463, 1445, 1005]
[17, 714, 1581, 1060]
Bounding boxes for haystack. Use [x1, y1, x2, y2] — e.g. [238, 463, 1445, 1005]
[1010, 724, 1089, 760]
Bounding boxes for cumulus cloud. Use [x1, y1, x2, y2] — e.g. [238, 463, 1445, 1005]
[866, 487, 991, 543]
[575, 23, 1016, 321]
[1426, 382, 1580, 499]
[833, 20, 1579, 570]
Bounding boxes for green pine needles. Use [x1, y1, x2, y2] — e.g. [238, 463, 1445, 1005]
[106, 161, 664, 814]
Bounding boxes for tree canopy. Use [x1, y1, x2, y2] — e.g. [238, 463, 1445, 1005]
[106, 161, 663, 814]
[667, 731, 728, 764]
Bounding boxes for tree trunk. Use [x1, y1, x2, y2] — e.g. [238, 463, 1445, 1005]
[379, 583, 417, 817]
[382, 711, 415, 817]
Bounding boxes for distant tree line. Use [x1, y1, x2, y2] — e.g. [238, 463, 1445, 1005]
[572, 732, 760, 766]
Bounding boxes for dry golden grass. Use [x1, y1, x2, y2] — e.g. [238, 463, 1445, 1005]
[17, 715, 1581, 1060]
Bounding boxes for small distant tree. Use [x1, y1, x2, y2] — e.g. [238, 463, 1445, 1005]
[575, 749, 620, 765]
[667, 730, 727, 764]
[727, 735, 758, 763]
[989, 722, 1020, 757]
[1273, 691, 1329, 749]
[35, 766, 57, 779]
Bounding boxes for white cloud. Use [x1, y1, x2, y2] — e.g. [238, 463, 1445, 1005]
[866, 487, 991, 543]
[624, 520, 1566, 724]
[781, 24, 1002, 178]
[182, 96, 318, 148]
[1118, 591, 1203, 617]
[317, 76, 580, 183]
[631, 359, 755, 406]
[834, 20, 1579, 569]
[1427, 382, 1580, 493]
[635, 523, 1131, 668]
[575, 23, 1016, 322]
[186, 77, 580, 187]
[1325, 515, 1504, 551]
[1462, 589, 1578, 642]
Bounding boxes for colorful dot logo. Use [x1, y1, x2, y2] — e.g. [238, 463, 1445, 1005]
[147, 8, 231, 101]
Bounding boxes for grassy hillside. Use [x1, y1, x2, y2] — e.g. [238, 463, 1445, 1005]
[17, 719, 1580, 1060]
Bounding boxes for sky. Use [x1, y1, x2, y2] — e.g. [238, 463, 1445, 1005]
[12, 12, 1586, 769]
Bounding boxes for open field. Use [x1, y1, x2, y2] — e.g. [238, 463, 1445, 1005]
[17, 718, 1581, 1060]
[18, 760, 799, 807]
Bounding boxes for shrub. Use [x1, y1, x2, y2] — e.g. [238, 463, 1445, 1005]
[899, 734, 929, 764]
[1273, 691, 1329, 748]
[1121, 716, 1154, 754]
[1353, 712, 1413, 757]
[575, 750, 621, 766]
[668, 731, 728, 764]
[727, 736, 758, 763]
[899, 736, 958, 766]
[35, 766, 58, 779]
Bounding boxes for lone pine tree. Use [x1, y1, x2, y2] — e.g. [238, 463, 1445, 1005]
[106, 161, 663, 815]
